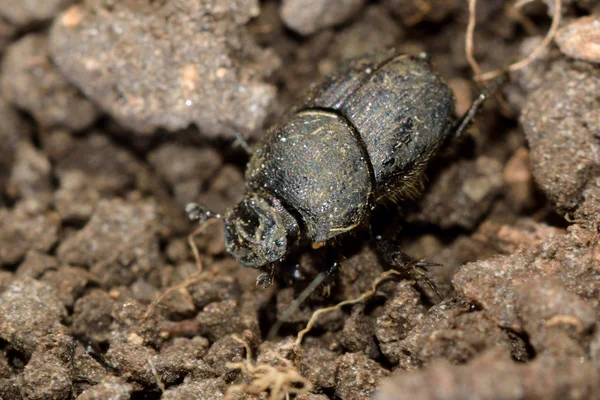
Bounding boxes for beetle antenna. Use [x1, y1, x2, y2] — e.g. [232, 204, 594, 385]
[185, 203, 222, 225]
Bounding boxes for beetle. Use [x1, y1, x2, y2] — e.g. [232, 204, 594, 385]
[186, 48, 498, 288]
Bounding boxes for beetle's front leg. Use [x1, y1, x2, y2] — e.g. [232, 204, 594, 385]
[233, 132, 255, 155]
[312, 245, 342, 297]
[373, 235, 443, 299]
[256, 263, 276, 288]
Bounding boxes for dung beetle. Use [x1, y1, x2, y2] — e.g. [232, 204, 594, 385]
[187, 48, 499, 288]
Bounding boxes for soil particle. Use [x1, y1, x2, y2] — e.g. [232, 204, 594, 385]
[514, 277, 597, 358]
[407, 156, 504, 230]
[476, 217, 564, 256]
[16, 249, 59, 279]
[49, 0, 279, 138]
[0, 0, 75, 27]
[161, 377, 227, 400]
[555, 16, 600, 63]
[0, 277, 68, 356]
[71, 345, 108, 392]
[19, 351, 72, 400]
[297, 394, 330, 400]
[337, 246, 386, 299]
[7, 140, 53, 206]
[0, 97, 24, 203]
[41, 266, 93, 308]
[188, 274, 241, 309]
[376, 349, 600, 400]
[203, 334, 249, 377]
[502, 147, 536, 212]
[56, 198, 163, 287]
[0, 19, 17, 55]
[298, 340, 338, 390]
[384, 298, 513, 369]
[334, 352, 389, 400]
[71, 289, 117, 344]
[453, 225, 600, 331]
[76, 376, 134, 400]
[328, 6, 404, 63]
[383, 0, 461, 26]
[1, 33, 98, 131]
[375, 281, 426, 364]
[196, 299, 260, 342]
[340, 304, 379, 358]
[0, 201, 61, 267]
[280, 0, 366, 36]
[47, 132, 161, 221]
[520, 59, 600, 221]
[148, 144, 222, 207]
[103, 341, 194, 387]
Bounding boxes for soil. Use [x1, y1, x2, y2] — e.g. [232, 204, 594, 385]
[0, 0, 599, 399]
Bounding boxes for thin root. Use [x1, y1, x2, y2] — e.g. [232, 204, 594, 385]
[142, 218, 219, 321]
[295, 270, 401, 346]
[225, 335, 312, 400]
[466, 0, 562, 81]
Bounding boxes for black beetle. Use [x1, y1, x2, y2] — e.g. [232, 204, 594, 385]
[187, 48, 497, 288]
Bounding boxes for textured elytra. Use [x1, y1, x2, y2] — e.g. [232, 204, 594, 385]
[302, 52, 455, 199]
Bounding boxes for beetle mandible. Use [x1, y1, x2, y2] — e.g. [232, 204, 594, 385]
[187, 48, 497, 288]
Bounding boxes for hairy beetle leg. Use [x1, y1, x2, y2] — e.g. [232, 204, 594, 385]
[374, 236, 443, 300]
[448, 75, 507, 145]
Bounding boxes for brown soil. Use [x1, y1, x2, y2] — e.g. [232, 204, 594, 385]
[0, 0, 599, 399]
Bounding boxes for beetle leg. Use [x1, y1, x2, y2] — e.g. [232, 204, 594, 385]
[318, 245, 342, 296]
[373, 235, 443, 300]
[233, 131, 255, 155]
[450, 75, 506, 143]
[256, 263, 276, 288]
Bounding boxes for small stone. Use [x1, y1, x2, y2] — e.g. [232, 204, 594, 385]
[555, 16, 600, 63]
[0, 278, 67, 356]
[1, 33, 97, 130]
[281, 0, 366, 36]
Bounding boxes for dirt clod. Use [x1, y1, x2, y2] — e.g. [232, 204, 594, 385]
[0, 1, 598, 398]
[0, 0, 75, 27]
[0, 202, 61, 267]
[555, 16, 600, 63]
[335, 352, 389, 400]
[0, 277, 68, 356]
[454, 226, 600, 331]
[521, 59, 600, 222]
[1, 33, 98, 131]
[56, 198, 163, 286]
[49, 0, 278, 137]
[19, 351, 72, 400]
[76, 376, 134, 400]
[280, 0, 366, 36]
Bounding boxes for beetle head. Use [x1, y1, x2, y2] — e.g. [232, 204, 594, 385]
[224, 193, 300, 268]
